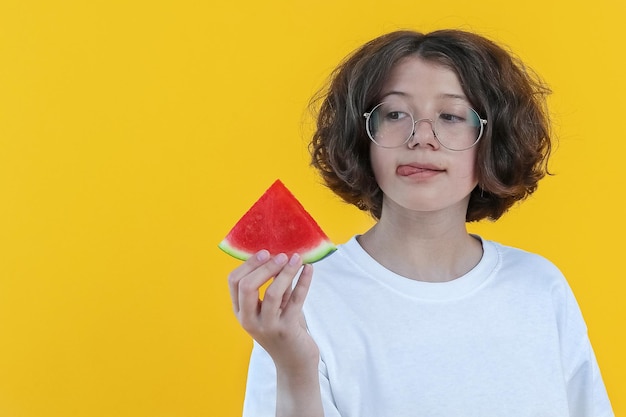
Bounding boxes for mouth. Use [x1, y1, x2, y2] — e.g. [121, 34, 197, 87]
[396, 164, 445, 177]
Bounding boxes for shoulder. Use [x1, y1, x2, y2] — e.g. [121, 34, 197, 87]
[484, 239, 580, 311]
[483, 238, 590, 334]
[487, 239, 565, 281]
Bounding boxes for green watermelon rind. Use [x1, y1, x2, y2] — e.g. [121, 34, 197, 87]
[218, 238, 336, 264]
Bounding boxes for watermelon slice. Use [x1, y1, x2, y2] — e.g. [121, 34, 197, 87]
[218, 179, 336, 264]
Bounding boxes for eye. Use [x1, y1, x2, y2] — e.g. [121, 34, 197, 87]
[385, 111, 410, 121]
[439, 112, 465, 123]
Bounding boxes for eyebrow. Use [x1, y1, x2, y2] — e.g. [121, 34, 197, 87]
[440, 93, 467, 100]
[380, 91, 468, 101]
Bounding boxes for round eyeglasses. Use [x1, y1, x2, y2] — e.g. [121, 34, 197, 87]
[363, 102, 488, 151]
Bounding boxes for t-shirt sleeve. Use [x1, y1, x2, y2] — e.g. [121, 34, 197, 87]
[242, 341, 341, 417]
[554, 280, 614, 417]
[241, 341, 276, 417]
[565, 339, 614, 417]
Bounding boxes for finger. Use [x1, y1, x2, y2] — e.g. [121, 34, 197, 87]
[279, 283, 294, 311]
[238, 253, 289, 323]
[282, 263, 314, 319]
[228, 250, 270, 312]
[260, 253, 304, 319]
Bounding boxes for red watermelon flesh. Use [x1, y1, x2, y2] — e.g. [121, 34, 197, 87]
[218, 180, 336, 264]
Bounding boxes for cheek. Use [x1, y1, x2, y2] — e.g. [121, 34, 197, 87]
[456, 162, 477, 180]
[453, 151, 478, 182]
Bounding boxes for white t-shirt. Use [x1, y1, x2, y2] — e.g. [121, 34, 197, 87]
[242, 236, 614, 417]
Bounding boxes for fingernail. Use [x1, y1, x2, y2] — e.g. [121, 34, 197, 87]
[288, 253, 301, 266]
[256, 250, 270, 262]
[273, 253, 288, 265]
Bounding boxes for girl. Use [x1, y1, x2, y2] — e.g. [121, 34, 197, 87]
[227, 29, 613, 417]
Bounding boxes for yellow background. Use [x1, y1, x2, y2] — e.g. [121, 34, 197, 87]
[0, 1, 624, 416]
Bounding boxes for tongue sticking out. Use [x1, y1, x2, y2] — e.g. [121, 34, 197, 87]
[397, 165, 434, 176]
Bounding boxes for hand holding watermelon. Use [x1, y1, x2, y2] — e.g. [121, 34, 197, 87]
[227, 250, 324, 415]
[220, 180, 331, 414]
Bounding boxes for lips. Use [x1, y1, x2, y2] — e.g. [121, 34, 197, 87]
[396, 164, 444, 177]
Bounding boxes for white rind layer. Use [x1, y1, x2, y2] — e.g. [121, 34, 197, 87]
[218, 239, 336, 264]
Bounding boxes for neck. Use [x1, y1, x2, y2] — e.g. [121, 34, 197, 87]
[358, 203, 483, 283]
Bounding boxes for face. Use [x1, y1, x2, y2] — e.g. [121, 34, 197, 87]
[369, 55, 479, 218]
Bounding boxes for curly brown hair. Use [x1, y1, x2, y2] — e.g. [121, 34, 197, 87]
[309, 29, 552, 221]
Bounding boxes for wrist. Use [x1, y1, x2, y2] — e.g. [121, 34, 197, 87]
[275, 358, 319, 384]
[275, 363, 323, 417]
[271, 341, 320, 377]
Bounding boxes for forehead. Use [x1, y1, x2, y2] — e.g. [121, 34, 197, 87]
[381, 55, 466, 100]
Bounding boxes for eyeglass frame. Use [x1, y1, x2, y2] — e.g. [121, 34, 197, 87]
[363, 102, 488, 151]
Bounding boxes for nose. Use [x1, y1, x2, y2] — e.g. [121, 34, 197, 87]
[408, 118, 439, 149]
